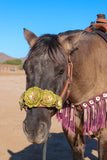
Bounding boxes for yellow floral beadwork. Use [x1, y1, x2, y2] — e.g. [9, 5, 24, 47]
[41, 90, 56, 107]
[19, 87, 62, 110]
[55, 95, 62, 109]
[24, 87, 42, 108]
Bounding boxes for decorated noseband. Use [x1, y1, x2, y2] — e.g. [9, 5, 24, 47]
[19, 87, 62, 110]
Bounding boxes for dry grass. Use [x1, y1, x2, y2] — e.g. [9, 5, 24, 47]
[0, 70, 25, 76]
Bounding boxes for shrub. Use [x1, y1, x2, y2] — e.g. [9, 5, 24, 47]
[3, 59, 22, 65]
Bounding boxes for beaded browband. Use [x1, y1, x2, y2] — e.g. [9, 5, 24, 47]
[19, 87, 62, 110]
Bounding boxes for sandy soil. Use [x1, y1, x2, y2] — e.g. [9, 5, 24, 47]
[0, 72, 98, 160]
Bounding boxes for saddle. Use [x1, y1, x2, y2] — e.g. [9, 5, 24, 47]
[85, 14, 107, 42]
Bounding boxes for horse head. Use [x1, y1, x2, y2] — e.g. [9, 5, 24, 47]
[22, 29, 82, 144]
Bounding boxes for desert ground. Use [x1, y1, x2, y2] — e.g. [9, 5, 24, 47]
[0, 71, 98, 160]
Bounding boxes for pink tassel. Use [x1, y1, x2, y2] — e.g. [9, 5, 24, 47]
[105, 99, 107, 126]
[62, 107, 66, 129]
[69, 104, 75, 134]
[88, 99, 97, 132]
[64, 107, 68, 130]
[95, 96, 103, 129]
[81, 103, 89, 135]
[102, 92, 107, 127]
[56, 110, 61, 122]
[61, 101, 69, 130]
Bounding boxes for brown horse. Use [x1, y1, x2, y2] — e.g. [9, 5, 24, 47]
[22, 28, 107, 160]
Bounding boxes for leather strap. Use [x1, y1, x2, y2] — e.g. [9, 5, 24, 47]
[60, 55, 73, 100]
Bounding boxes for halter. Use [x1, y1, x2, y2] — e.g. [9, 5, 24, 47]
[60, 55, 73, 100]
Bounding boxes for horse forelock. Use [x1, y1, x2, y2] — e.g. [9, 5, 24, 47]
[27, 34, 66, 64]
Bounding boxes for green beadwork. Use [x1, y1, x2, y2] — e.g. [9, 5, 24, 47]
[55, 95, 62, 109]
[19, 92, 25, 110]
[19, 87, 63, 110]
[24, 87, 42, 108]
[41, 90, 56, 107]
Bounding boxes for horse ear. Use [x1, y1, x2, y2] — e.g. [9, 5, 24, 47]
[24, 28, 38, 48]
[58, 31, 83, 54]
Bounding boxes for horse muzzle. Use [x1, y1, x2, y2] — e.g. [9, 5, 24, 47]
[23, 119, 49, 144]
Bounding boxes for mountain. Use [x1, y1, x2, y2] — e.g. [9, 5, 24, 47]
[0, 53, 26, 63]
[0, 53, 14, 63]
[20, 57, 27, 62]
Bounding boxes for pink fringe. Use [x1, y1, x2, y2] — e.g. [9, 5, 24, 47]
[56, 92, 107, 135]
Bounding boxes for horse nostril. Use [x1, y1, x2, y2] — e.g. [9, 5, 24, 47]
[37, 122, 47, 136]
[23, 119, 27, 125]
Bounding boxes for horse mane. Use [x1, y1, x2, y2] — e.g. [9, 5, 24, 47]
[58, 30, 83, 36]
[27, 34, 66, 63]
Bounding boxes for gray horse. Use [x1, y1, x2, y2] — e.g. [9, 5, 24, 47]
[22, 28, 107, 160]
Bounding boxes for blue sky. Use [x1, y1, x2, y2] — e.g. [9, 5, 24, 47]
[0, 0, 107, 58]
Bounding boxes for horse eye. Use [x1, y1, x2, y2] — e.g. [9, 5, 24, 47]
[59, 69, 65, 75]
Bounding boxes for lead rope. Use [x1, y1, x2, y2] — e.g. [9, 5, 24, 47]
[42, 142, 47, 160]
